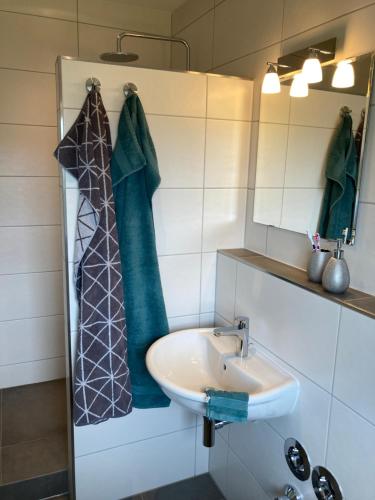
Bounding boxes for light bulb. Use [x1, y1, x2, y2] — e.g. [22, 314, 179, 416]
[261, 65, 280, 94]
[290, 73, 309, 97]
[332, 60, 355, 88]
[302, 51, 322, 83]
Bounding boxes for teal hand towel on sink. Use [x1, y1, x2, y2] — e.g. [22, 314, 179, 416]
[111, 94, 170, 409]
[206, 389, 249, 422]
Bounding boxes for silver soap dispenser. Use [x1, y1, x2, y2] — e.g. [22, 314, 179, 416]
[322, 239, 350, 294]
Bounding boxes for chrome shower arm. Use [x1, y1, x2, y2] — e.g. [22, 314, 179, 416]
[116, 31, 190, 70]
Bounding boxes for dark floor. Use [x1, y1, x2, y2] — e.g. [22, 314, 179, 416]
[0, 379, 68, 485]
[124, 474, 225, 500]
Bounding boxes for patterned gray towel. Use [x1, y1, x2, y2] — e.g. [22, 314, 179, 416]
[55, 90, 132, 425]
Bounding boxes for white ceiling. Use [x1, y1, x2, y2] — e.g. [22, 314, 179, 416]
[121, 0, 187, 12]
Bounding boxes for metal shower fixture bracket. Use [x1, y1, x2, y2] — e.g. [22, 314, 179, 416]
[116, 30, 191, 71]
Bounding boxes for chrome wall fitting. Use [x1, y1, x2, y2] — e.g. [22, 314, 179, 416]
[312, 466, 342, 500]
[274, 484, 303, 500]
[284, 438, 311, 481]
[123, 82, 138, 99]
[85, 77, 101, 92]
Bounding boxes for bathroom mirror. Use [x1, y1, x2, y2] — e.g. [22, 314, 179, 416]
[253, 52, 374, 244]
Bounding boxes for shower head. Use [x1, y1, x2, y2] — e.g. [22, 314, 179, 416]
[100, 51, 139, 63]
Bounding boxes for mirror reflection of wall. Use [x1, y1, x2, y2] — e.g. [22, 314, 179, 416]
[253, 53, 373, 244]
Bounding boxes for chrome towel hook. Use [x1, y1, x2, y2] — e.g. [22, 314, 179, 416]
[123, 82, 138, 99]
[86, 77, 101, 92]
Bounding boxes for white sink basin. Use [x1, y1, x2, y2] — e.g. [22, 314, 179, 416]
[146, 328, 299, 421]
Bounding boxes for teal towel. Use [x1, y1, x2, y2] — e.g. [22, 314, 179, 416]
[111, 94, 170, 409]
[206, 389, 249, 422]
[318, 113, 358, 240]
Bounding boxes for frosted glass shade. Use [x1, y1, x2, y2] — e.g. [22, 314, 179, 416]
[302, 56, 322, 83]
[290, 73, 309, 97]
[262, 71, 280, 94]
[332, 60, 355, 88]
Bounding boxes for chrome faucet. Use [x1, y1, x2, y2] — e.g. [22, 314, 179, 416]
[213, 316, 250, 357]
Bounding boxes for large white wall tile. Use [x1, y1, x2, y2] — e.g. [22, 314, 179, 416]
[0, 0, 77, 20]
[256, 342, 331, 466]
[200, 252, 217, 313]
[255, 123, 288, 187]
[0, 315, 65, 367]
[0, 124, 58, 176]
[202, 189, 247, 251]
[215, 254, 237, 323]
[244, 189, 268, 254]
[284, 126, 332, 188]
[280, 188, 323, 235]
[266, 226, 311, 270]
[195, 425, 209, 475]
[260, 85, 290, 124]
[289, 89, 365, 129]
[327, 399, 375, 500]
[199, 312, 215, 327]
[0, 226, 62, 274]
[334, 308, 375, 424]
[228, 420, 310, 498]
[159, 254, 201, 317]
[226, 450, 269, 500]
[74, 403, 196, 457]
[209, 433, 228, 496]
[283, 0, 374, 38]
[344, 203, 375, 295]
[153, 189, 203, 255]
[78, 0, 170, 34]
[60, 59, 207, 117]
[0, 69, 56, 126]
[0, 178, 60, 226]
[171, 11, 214, 72]
[0, 272, 63, 322]
[0, 356, 66, 389]
[172, 0, 214, 34]
[78, 23, 171, 71]
[168, 315, 200, 332]
[64, 188, 79, 262]
[75, 428, 196, 500]
[205, 120, 250, 188]
[213, 0, 283, 68]
[207, 76, 253, 121]
[253, 188, 283, 227]
[148, 115, 205, 188]
[0, 11, 77, 73]
[360, 105, 375, 204]
[235, 263, 340, 390]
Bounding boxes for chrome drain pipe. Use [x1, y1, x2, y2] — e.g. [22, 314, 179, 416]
[203, 417, 231, 447]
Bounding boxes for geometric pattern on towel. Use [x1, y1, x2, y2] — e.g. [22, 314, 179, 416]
[55, 90, 132, 425]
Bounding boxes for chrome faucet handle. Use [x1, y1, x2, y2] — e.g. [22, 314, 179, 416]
[274, 484, 303, 500]
[234, 316, 249, 330]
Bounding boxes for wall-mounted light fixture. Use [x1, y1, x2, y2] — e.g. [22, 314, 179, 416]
[332, 60, 355, 88]
[262, 63, 280, 94]
[261, 62, 290, 94]
[302, 48, 323, 83]
[290, 73, 309, 97]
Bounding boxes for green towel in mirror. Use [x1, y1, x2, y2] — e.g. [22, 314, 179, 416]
[318, 112, 358, 240]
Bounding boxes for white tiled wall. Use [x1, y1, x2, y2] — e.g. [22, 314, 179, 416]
[0, 0, 173, 389]
[213, 254, 375, 499]
[59, 59, 252, 498]
[171, 0, 375, 295]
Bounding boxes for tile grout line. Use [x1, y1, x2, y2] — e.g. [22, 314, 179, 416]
[0, 313, 64, 325]
[75, 425, 197, 459]
[198, 75, 209, 319]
